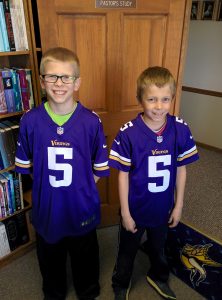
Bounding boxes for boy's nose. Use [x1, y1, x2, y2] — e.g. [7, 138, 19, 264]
[55, 77, 63, 86]
[155, 100, 162, 109]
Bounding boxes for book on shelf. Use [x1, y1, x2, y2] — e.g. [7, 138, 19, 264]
[0, 173, 10, 216]
[0, 221, 11, 257]
[25, 69, 34, 109]
[0, 71, 8, 114]
[0, 21, 5, 52]
[0, 125, 10, 169]
[0, 182, 6, 218]
[3, 0, 16, 51]
[0, 122, 16, 167]
[12, 171, 23, 211]
[9, 0, 28, 51]
[0, 69, 15, 113]
[1, 119, 19, 146]
[0, 0, 10, 52]
[3, 211, 29, 251]
[15, 68, 30, 110]
[5, 68, 23, 112]
[2, 171, 16, 214]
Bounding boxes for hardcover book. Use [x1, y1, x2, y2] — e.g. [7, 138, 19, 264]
[15, 68, 30, 110]
[12, 171, 23, 210]
[3, 0, 16, 51]
[0, 69, 15, 112]
[0, 221, 11, 257]
[0, 173, 10, 216]
[0, 0, 10, 51]
[0, 122, 16, 166]
[3, 211, 29, 251]
[0, 71, 7, 114]
[0, 183, 6, 218]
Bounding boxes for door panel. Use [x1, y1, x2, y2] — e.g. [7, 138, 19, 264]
[36, 0, 191, 225]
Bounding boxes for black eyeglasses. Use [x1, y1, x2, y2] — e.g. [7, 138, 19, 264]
[41, 74, 78, 84]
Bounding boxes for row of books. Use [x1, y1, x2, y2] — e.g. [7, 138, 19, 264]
[0, 0, 29, 52]
[0, 170, 24, 219]
[0, 211, 29, 258]
[0, 67, 34, 114]
[0, 120, 19, 169]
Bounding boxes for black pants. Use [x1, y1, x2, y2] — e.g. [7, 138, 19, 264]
[112, 223, 169, 292]
[36, 229, 100, 300]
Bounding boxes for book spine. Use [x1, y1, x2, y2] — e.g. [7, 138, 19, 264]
[0, 183, 6, 218]
[2, 172, 15, 214]
[0, 72, 8, 114]
[0, 123, 15, 166]
[9, 0, 20, 51]
[1, 70, 15, 112]
[0, 129, 9, 169]
[13, 172, 22, 211]
[3, 217, 19, 250]
[3, 0, 16, 51]
[0, 177, 9, 216]
[0, 21, 5, 52]
[16, 69, 29, 110]
[10, 69, 22, 111]
[0, 222, 11, 257]
[0, 0, 10, 51]
[17, 0, 28, 50]
[25, 69, 34, 109]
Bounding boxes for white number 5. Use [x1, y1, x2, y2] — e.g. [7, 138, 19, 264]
[48, 147, 73, 187]
[148, 155, 171, 193]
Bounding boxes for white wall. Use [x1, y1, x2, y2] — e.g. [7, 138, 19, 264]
[180, 21, 222, 149]
[180, 92, 222, 149]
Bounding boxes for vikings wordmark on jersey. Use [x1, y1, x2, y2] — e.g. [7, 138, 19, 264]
[15, 102, 109, 243]
[109, 113, 199, 228]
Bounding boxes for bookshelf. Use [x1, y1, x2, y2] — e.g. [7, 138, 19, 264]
[0, 0, 40, 267]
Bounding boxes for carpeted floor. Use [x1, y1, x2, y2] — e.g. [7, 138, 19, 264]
[0, 146, 221, 300]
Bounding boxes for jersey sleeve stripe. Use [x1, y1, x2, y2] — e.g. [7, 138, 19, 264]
[94, 165, 109, 171]
[94, 161, 108, 168]
[109, 150, 131, 166]
[15, 157, 32, 168]
[177, 146, 198, 161]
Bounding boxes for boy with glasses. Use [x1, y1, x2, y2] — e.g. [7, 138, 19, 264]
[15, 47, 109, 300]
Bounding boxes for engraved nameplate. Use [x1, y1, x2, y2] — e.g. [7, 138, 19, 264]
[95, 0, 136, 9]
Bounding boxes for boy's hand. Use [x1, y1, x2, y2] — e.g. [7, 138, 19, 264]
[121, 215, 137, 233]
[168, 207, 182, 228]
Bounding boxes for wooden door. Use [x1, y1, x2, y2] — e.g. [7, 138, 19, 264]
[36, 0, 191, 226]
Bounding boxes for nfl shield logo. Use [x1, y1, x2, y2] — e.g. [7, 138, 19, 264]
[57, 127, 64, 135]
[157, 135, 163, 143]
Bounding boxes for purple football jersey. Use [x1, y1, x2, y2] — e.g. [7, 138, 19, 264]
[15, 102, 109, 243]
[109, 113, 199, 227]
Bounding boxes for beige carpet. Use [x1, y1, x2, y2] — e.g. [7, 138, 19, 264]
[0, 225, 204, 300]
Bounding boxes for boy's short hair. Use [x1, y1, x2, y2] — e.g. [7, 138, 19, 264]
[137, 66, 176, 102]
[40, 47, 80, 77]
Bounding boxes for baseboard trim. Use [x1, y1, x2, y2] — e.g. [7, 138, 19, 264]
[196, 141, 222, 153]
[181, 220, 222, 245]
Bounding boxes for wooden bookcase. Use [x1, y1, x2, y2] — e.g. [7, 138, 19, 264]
[0, 0, 41, 267]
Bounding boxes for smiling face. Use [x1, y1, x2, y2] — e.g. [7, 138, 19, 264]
[40, 60, 81, 112]
[141, 84, 173, 130]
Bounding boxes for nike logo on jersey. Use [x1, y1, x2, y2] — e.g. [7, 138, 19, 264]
[114, 139, 120, 145]
[190, 135, 193, 139]
[103, 144, 107, 148]
[17, 141, 21, 146]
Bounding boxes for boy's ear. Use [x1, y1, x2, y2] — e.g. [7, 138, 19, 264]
[40, 75, 46, 90]
[74, 77, 81, 91]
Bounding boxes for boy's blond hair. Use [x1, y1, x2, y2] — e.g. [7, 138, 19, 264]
[137, 66, 176, 102]
[40, 47, 80, 77]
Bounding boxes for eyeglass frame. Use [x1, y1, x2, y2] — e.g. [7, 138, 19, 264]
[40, 74, 78, 84]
